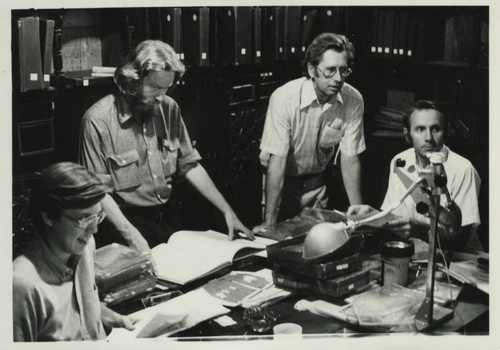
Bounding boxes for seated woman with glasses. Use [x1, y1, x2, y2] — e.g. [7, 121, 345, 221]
[13, 162, 136, 341]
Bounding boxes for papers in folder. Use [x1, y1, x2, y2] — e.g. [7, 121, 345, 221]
[151, 230, 276, 285]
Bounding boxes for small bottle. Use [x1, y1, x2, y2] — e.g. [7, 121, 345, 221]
[380, 240, 414, 287]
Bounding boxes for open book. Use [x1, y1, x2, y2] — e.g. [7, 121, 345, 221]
[151, 230, 276, 285]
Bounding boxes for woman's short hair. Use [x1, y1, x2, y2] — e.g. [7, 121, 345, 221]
[29, 162, 107, 230]
[114, 40, 186, 96]
[302, 32, 355, 76]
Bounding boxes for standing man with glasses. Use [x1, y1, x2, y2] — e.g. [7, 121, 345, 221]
[253, 33, 365, 234]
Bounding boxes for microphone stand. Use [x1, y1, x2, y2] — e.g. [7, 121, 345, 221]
[414, 154, 454, 331]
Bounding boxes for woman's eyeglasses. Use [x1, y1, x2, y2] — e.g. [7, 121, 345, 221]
[61, 211, 107, 229]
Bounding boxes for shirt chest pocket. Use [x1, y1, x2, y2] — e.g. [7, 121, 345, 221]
[162, 138, 180, 177]
[108, 150, 140, 191]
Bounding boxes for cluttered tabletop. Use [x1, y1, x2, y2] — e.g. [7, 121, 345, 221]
[99, 208, 489, 341]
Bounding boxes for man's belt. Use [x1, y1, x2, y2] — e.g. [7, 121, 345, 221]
[121, 205, 165, 221]
[285, 172, 325, 193]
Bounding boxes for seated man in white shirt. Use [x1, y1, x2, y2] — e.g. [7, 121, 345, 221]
[348, 100, 482, 252]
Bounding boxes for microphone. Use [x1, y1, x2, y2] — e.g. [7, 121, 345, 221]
[425, 152, 462, 235]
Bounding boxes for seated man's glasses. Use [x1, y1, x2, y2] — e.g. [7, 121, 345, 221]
[316, 65, 352, 79]
[61, 211, 107, 229]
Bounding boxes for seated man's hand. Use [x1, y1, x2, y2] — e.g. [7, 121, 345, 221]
[347, 204, 376, 216]
[386, 216, 430, 240]
[385, 216, 412, 239]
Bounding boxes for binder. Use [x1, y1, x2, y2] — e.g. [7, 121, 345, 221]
[161, 7, 183, 61]
[370, 9, 379, 56]
[182, 7, 210, 67]
[216, 7, 252, 65]
[148, 7, 161, 40]
[283, 6, 301, 60]
[19, 17, 43, 91]
[376, 9, 386, 57]
[252, 7, 262, 63]
[15, 18, 26, 92]
[301, 9, 318, 54]
[133, 8, 149, 43]
[275, 6, 285, 61]
[382, 10, 395, 60]
[317, 6, 345, 34]
[39, 19, 54, 89]
[235, 7, 252, 65]
[394, 11, 409, 61]
[261, 7, 277, 63]
[262, 7, 285, 62]
[406, 11, 416, 61]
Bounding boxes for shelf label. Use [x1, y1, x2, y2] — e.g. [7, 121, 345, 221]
[29, 73, 38, 81]
[83, 79, 89, 87]
[44, 74, 50, 82]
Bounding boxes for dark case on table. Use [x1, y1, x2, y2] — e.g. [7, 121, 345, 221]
[272, 253, 361, 280]
[273, 268, 371, 299]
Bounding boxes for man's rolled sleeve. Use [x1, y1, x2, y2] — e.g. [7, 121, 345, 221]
[79, 117, 114, 189]
[381, 159, 400, 212]
[452, 165, 481, 226]
[259, 92, 291, 157]
[176, 117, 202, 176]
[339, 97, 366, 157]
